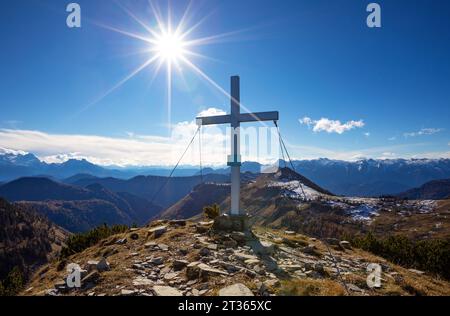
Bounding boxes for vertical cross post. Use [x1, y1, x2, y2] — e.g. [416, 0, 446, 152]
[196, 76, 279, 219]
[229, 76, 241, 215]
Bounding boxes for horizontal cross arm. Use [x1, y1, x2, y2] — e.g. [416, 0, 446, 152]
[196, 114, 231, 126]
[239, 111, 279, 123]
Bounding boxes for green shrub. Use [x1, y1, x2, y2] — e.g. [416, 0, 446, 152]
[203, 204, 220, 220]
[0, 266, 25, 296]
[60, 224, 129, 259]
[351, 233, 450, 280]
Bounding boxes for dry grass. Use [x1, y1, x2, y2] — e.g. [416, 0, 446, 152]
[21, 222, 450, 296]
[22, 223, 258, 296]
[278, 278, 346, 296]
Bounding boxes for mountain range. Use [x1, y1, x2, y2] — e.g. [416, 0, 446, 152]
[0, 177, 162, 233]
[1, 162, 449, 296]
[0, 149, 206, 181]
[161, 168, 449, 240]
[2, 149, 450, 197]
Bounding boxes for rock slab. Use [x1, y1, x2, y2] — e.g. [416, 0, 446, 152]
[218, 283, 254, 296]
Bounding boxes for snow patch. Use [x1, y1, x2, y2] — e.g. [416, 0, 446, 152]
[346, 205, 379, 222]
[269, 180, 324, 200]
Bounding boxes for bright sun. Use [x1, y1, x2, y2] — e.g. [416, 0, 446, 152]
[92, 2, 242, 127]
[154, 32, 186, 62]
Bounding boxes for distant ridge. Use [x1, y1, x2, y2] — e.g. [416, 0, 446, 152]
[2, 149, 450, 197]
[0, 177, 162, 232]
[71, 173, 230, 208]
[397, 179, 450, 200]
[265, 167, 334, 196]
[0, 177, 92, 201]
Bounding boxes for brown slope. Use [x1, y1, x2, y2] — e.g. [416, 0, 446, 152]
[18, 200, 133, 233]
[22, 220, 450, 296]
[0, 177, 162, 232]
[159, 183, 230, 220]
[0, 198, 69, 283]
[159, 168, 332, 221]
[397, 179, 450, 200]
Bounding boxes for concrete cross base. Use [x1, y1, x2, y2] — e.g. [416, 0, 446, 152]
[212, 214, 251, 232]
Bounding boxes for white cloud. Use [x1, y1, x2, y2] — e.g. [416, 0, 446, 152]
[0, 108, 284, 167]
[410, 151, 450, 159]
[379, 152, 397, 159]
[299, 117, 365, 134]
[388, 136, 396, 141]
[364, 132, 371, 137]
[299, 117, 313, 126]
[0, 108, 232, 167]
[404, 128, 444, 138]
[197, 107, 227, 117]
[0, 147, 28, 155]
[0, 127, 228, 167]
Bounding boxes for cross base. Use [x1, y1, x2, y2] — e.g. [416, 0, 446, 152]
[212, 214, 250, 232]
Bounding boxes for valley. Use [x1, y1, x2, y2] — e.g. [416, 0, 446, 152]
[1, 151, 449, 296]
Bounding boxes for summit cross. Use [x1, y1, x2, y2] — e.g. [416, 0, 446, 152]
[196, 76, 279, 216]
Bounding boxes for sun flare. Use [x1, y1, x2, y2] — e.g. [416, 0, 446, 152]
[154, 32, 187, 62]
[90, 1, 247, 129]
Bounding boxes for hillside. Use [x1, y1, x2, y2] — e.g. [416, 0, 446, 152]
[19, 200, 133, 233]
[160, 183, 231, 219]
[22, 220, 450, 296]
[0, 177, 162, 232]
[397, 179, 450, 200]
[0, 177, 93, 201]
[233, 169, 449, 241]
[0, 199, 69, 292]
[159, 168, 449, 241]
[162, 168, 332, 220]
[292, 158, 450, 197]
[72, 173, 230, 208]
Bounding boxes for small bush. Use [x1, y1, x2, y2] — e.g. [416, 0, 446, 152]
[351, 233, 450, 280]
[60, 224, 129, 259]
[203, 204, 220, 220]
[0, 266, 25, 296]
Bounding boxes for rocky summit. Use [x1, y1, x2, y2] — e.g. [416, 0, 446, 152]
[22, 219, 450, 296]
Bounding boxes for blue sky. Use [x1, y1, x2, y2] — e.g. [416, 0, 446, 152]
[0, 0, 449, 166]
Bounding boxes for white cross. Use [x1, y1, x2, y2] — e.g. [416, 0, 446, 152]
[196, 76, 279, 216]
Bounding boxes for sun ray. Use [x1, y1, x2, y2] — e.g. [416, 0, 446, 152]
[83, 1, 265, 134]
[114, 0, 160, 38]
[177, 9, 217, 40]
[175, 0, 194, 36]
[171, 59, 191, 92]
[149, 0, 167, 34]
[179, 55, 271, 128]
[184, 28, 251, 47]
[94, 22, 158, 45]
[167, 61, 172, 133]
[77, 55, 160, 115]
[183, 50, 223, 63]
